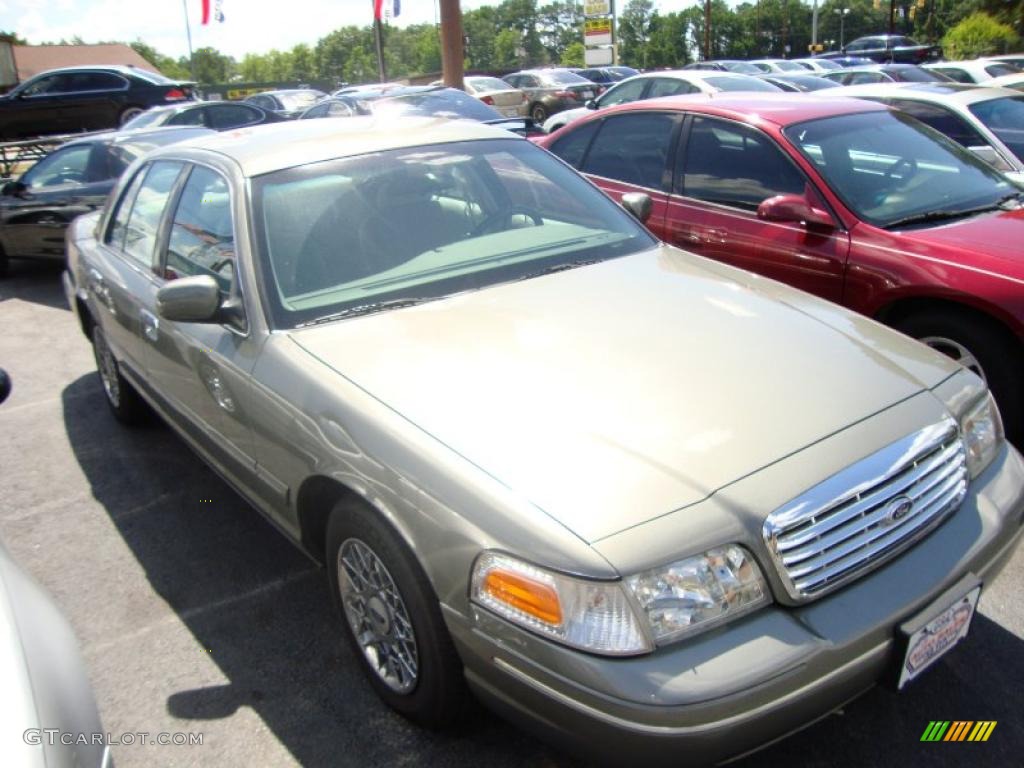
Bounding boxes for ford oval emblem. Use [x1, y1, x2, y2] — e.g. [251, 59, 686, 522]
[884, 496, 914, 526]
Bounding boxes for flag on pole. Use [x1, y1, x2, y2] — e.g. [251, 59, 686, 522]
[201, 0, 225, 24]
[373, 0, 400, 20]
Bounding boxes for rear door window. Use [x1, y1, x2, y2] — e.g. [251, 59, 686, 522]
[548, 120, 599, 168]
[582, 112, 677, 190]
[886, 100, 987, 147]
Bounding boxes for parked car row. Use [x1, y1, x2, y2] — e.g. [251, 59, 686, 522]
[54, 110, 1024, 767]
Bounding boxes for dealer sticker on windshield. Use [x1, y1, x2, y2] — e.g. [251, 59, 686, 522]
[899, 585, 981, 689]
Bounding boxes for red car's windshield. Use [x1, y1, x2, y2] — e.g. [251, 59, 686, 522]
[784, 109, 1019, 228]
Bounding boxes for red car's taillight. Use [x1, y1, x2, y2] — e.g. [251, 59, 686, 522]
[165, 88, 188, 101]
[481, 95, 495, 105]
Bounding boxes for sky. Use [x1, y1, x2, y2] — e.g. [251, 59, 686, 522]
[0, 0, 508, 61]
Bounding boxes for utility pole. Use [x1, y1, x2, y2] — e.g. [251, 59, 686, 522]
[439, 0, 465, 89]
[812, 0, 819, 47]
[374, 17, 386, 82]
[889, 0, 896, 33]
[704, 0, 711, 60]
[181, 0, 196, 81]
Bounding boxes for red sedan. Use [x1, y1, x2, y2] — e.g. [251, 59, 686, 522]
[538, 94, 1024, 442]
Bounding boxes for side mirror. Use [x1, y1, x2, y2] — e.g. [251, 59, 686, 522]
[156, 275, 221, 323]
[585, 99, 597, 110]
[621, 192, 652, 224]
[0, 369, 10, 404]
[967, 145, 1013, 172]
[2, 180, 25, 196]
[757, 194, 835, 229]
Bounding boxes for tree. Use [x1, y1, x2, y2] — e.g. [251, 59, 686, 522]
[618, 0, 656, 68]
[188, 46, 236, 84]
[561, 41, 585, 66]
[0, 30, 27, 45]
[494, 28, 526, 69]
[943, 11, 1019, 57]
[539, 1, 583, 63]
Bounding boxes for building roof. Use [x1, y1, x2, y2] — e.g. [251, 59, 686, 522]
[12, 44, 161, 81]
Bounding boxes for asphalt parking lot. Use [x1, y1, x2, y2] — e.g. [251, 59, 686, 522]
[1, 259, 1022, 768]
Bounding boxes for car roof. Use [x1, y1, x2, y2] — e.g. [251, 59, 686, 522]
[149, 115, 519, 177]
[23, 64, 153, 77]
[63, 125, 214, 148]
[832, 81, 1020, 105]
[596, 92, 887, 126]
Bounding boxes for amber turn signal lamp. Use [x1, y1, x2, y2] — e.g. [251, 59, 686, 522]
[483, 569, 563, 625]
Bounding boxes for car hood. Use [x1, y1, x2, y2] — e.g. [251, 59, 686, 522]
[291, 245, 957, 543]
[892, 206, 1024, 273]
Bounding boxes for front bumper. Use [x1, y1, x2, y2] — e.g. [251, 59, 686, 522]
[444, 443, 1024, 766]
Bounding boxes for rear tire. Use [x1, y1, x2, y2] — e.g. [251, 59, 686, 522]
[118, 106, 146, 126]
[92, 326, 148, 425]
[326, 498, 467, 729]
[894, 310, 1023, 445]
[531, 103, 549, 123]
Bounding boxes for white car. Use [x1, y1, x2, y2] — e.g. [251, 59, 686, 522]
[792, 57, 843, 72]
[827, 81, 1024, 185]
[749, 58, 808, 73]
[923, 59, 1022, 83]
[985, 71, 1024, 92]
[541, 70, 781, 133]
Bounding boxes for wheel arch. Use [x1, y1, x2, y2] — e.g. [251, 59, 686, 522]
[296, 474, 418, 570]
[874, 294, 1024, 351]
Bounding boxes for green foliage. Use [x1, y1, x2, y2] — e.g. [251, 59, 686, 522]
[561, 41, 585, 67]
[189, 46, 236, 84]
[0, 30, 28, 45]
[942, 11, 1019, 58]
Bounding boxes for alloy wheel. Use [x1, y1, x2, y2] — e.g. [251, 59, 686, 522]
[337, 538, 419, 694]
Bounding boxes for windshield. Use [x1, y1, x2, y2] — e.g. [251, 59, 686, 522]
[252, 139, 656, 329]
[968, 96, 1024, 163]
[370, 89, 502, 121]
[784, 110, 1016, 228]
[774, 61, 806, 72]
[706, 75, 782, 92]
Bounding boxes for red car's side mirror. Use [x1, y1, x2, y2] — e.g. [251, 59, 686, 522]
[757, 194, 835, 229]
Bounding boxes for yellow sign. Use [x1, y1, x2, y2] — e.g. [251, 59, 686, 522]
[585, 18, 612, 36]
[584, 0, 611, 16]
[808, 43, 825, 52]
[225, 87, 273, 100]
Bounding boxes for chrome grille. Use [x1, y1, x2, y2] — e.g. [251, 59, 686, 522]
[764, 420, 967, 601]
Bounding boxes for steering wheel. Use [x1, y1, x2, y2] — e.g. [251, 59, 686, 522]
[885, 157, 918, 183]
[471, 205, 544, 236]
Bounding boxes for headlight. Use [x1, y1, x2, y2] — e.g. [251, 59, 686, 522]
[626, 545, 770, 645]
[961, 392, 1003, 479]
[470, 552, 652, 655]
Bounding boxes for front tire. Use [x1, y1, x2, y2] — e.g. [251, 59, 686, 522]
[92, 326, 147, 425]
[326, 499, 467, 728]
[894, 310, 1023, 444]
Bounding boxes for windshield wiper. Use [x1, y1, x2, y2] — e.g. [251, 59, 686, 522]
[297, 297, 435, 327]
[884, 196, 1017, 230]
[515, 258, 606, 282]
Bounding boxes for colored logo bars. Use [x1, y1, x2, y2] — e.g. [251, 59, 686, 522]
[921, 721, 997, 742]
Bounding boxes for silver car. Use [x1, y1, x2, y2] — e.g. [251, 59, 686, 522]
[63, 118, 1024, 765]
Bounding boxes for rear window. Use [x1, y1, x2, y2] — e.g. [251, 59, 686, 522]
[705, 75, 781, 92]
[540, 71, 592, 86]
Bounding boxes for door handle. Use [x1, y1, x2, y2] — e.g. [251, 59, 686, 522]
[140, 309, 159, 342]
[87, 268, 115, 314]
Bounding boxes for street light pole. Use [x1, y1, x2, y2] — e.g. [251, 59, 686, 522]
[834, 7, 850, 50]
